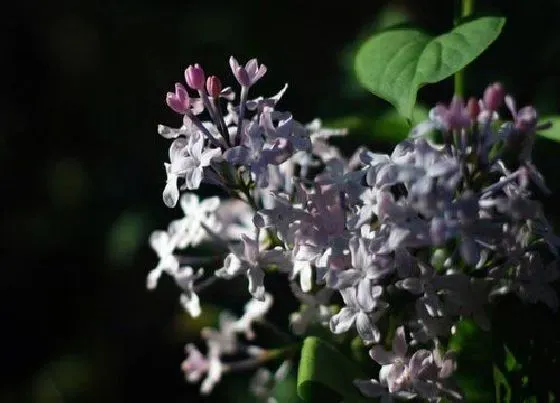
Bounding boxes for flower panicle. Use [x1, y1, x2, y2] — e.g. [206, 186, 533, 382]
[149, 58, 560, 401]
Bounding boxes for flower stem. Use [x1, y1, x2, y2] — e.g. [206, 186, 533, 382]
[236, 86, 249, 146]
[222, 343, 299, 373]
[454, 0, 475, 97]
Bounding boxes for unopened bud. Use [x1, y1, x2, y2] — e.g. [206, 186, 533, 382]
[185, 64, 205, 90]
[467, 97, 480, 120]
[206, 76, 222, 98]
[483, 82, 504, 111]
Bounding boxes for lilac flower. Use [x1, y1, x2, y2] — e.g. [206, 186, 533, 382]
[233, 293, 274, 339]
[330, 285, 386, 343]
[430, 96, 471, 131]
[492, 252, 559, 310]
[482, 82, 504, 111]
[166, 82, 203, 115]
[175, 266, 203, 317]
[146, 230, 179, 290]
[146, 229, 204, 317]
[224, 121, 289, 188]
[185, 64, 205, 91]
[229, 56, 267, 88]
[249, 361, 291, 403]
[163, 162, 180, 208]
[169, 193, 221, 248]
[253, 193, 311, 242]
[246, 83, 289, 111]
[214, 199, 257, 241]
[216, 234, 289, 300]
[201, 311, 240, 355]
[289, 282, 333, 335]
[356, 326, 460, 401]
[174, 132, 222, 190]
[199, 343, 224, 394]
[182, 344, 210, 383]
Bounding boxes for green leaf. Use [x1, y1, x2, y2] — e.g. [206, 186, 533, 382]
[493, 364, 512, 403]
[356, 16, 506, 118]
[323, 105, 428, 143]
[537, 115, 560, 141]
[297, 336, 369, 403]
[503, 345, 522, 373]
[448, 319, 494, 402]
[370, 105, 429, 141]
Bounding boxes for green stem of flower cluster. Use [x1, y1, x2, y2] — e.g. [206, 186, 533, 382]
[454, 0, 475, 97]
[223, 343, 300, 373]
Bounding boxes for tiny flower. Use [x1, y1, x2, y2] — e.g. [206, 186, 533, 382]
[289, 282, 333, 334]
[216, 234, 289, 300]
[163, 162, 180, 208]
[166, 82, 204, 115]
[168, 192, 221, 248]
[201, 311, 240, 355]
[250, 361, 291, 403]
[200, 342, 224, 394]
[173, 132, 222, 190]
[185, 63, 206, 90]
[146, 229, 179, 290]
[467, 96, 480, 120]
[430, 96, 471, 131]
[329, 285, 386, 343]
[181, 344, 210, 383]
[483, 82, 504, 111]
[206, 75, 222, 98]
[233, 293, 274, 339]
[229, 56, 267, 87]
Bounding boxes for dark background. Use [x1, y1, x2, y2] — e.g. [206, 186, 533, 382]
[3, 0, 560, 402]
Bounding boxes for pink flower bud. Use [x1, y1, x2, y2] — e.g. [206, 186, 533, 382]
[206, 76, 222, 98]
[185, 64, 205, 90]
[483, 82, 504, 111]
[467, 97, 480, 120]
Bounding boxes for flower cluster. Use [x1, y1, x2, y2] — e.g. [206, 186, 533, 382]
[147, 57, 559, 401]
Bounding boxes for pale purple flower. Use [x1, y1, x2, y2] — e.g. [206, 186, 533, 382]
[492, 252, 559, 311]
[359, 326, 451, 401]
[169, 193, 221, 248]
[430, 96, 471, 131]
[329, 285, 386, 343]
[233, 293, 274, 339]
[216, 234, 289, 300]
[253, 193, 311, 241]
[163, 162, 180, 208]
[289, 282, 333, 334]
[201, 311, 239, 355]
[182, 344, 210, 383]
[177, 132, 222, 190]
[246, 83, 288, 111]
[229, 56, 267, 87]
[146, 230, 179, 290]
[250, 361, 291, 403]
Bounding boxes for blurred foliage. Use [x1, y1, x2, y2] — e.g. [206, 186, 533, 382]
[2, 0, 560, 402]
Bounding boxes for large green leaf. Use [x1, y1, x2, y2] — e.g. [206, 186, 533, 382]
[297, 336, 369, 403]
[537, 115, 560, 141]
[356, 16, 506, 119]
